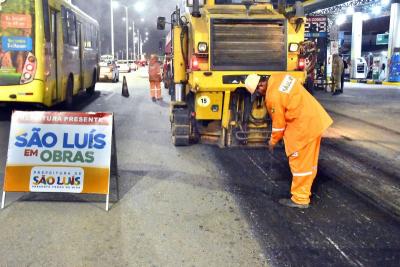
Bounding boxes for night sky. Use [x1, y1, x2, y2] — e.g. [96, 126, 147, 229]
[72, 0, 179, 57]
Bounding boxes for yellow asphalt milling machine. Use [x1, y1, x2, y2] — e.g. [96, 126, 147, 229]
[157, 0, 307, 147]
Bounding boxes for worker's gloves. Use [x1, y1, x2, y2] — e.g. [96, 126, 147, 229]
[268, 140, 275, 153]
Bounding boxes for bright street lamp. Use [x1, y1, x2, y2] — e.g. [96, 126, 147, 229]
[336, 14, 346, 25]
[372, 5, 382, 15]
[134, 2, 146, 12]
[346, 7, 354, 15]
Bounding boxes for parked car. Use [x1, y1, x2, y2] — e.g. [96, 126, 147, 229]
[99, 60, 119, 83]
[128, 60, 138, 71]
[117, 60, 131, 73]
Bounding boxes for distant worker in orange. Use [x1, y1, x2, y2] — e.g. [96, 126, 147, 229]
[148, 54, 162, 102]
[245, 73, 333, 208]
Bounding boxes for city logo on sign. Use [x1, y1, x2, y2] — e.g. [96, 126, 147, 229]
[29, 166, 84, 193]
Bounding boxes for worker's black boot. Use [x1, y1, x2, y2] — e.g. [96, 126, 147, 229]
[279, 198, 309, 209]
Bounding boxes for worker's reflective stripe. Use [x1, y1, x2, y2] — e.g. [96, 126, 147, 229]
[292, 171, 313, 177]
[272, 128, 285, 132]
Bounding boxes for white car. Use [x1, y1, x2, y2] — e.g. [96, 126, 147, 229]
[128, 60, 138, 71]
[117, 60, 131, 73]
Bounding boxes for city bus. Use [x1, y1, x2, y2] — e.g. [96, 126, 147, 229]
[0, 0, 99, 107]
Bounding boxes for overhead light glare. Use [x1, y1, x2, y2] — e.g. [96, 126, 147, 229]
[336, 14, 346, 25]
[134, 2, 146, 12]
[372, 5, 382, 15]
[346, 7, 354, 15]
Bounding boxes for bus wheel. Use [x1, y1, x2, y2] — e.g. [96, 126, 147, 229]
[86, 70, 97, 95]
[66, 75, 74, 109]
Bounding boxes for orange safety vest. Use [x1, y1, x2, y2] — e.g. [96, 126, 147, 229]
[266, 73, 333, 156]
[148, 61, 161, 82]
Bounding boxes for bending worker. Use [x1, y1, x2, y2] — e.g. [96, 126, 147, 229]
[245, 73, 333, 209]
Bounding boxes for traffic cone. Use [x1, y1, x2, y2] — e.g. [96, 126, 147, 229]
[122, 76, 130, 98]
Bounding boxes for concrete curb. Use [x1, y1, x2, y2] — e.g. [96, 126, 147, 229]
[350, 79, 400, 86]
[383, 81, 400, 86]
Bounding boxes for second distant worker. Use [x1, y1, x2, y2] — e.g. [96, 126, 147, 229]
[148, 54, 162, 102]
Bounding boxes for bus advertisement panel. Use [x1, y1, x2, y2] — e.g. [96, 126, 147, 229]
[0, 0, 35, 86]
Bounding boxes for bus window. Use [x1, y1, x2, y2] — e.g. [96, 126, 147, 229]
[85, 24, 92, 48]
[61, 6, 69, 44]
[43, 0, 51, 42]
[67, 9, 77, 46]
[0, 0, 36, 86]
[215, 0, 243, 4]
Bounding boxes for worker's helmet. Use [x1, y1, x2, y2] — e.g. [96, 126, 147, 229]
[245, 74, 261, 94]
[150, 54, 158, 61]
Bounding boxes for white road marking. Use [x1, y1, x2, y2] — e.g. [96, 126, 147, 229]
[318, 229, 363, 267]
[246, 153, 278, 187]
[104, 91, 116, 101]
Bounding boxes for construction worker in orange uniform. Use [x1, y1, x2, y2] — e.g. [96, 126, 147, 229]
[148, 54, 162, 102]
[245, 73, 333, 208]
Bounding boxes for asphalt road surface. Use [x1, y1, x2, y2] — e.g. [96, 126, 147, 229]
[0, 70, 399, 266]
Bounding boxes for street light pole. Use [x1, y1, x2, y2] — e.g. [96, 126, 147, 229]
[140, 33, 143, 59]
[125, 6, 129, 62]
[110, 0, 114, 57]
[132, 21, 136, 60]
[138, 30, 141, 60]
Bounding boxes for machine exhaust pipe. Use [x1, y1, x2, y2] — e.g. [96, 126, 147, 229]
[192, 0, 201, 18]
[277, 0, 287, 14]
[175, 84, 185, 102]
[295, 1, 304, 16]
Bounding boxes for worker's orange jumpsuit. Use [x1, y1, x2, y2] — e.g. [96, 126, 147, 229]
[149, 61, 162, 100]
[266, 74, 333, 205]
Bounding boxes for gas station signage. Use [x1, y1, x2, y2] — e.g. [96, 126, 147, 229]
[305, 16, 328, 38]
[376, 33, 389, 45]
